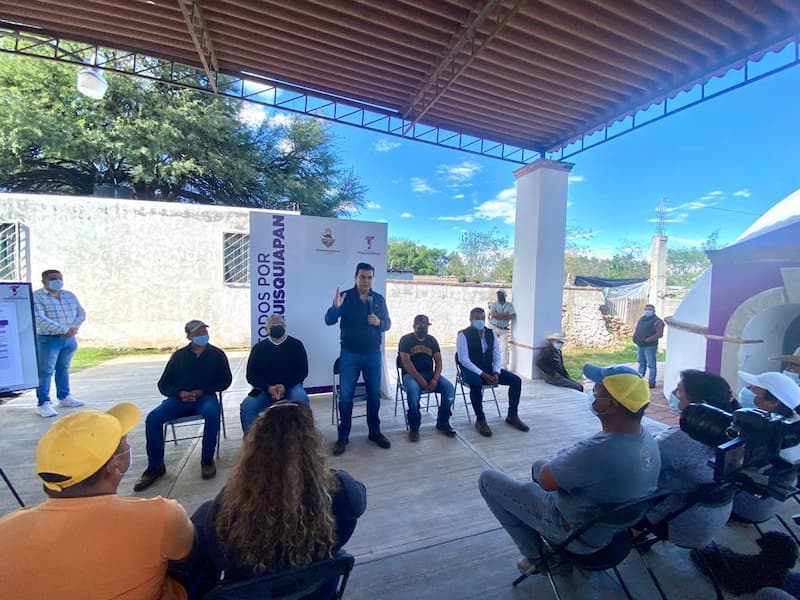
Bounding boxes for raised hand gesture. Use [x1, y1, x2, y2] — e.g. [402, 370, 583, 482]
[333, 287, 345, 308]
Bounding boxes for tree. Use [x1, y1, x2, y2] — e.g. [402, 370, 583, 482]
[452, 228, 509, 281]
[490, 255, 514, 282]
[387, 239, 448, 274]
[0, 53, 365, 216]
[666, 230, 719, 287]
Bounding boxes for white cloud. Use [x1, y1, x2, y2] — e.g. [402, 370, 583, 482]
[400, 212, 414, 219]
[670, 236, 705, 246]
[411, 177, 436, 193]
[707, 190, 724, 197]
[453, 193, 464, 199]
[474, 187, 517, 224]
[437, 160, 482, 186]
[268, 113, 294, 128]
[372, 139, 401, 152]
[568, 175, 584, 184]
[365, 201, 381, 209]
[733, 189, 751, 198]
[391, 178, 402, 185]
[437, 214, 474, 223]
[238, 103, 266, 127]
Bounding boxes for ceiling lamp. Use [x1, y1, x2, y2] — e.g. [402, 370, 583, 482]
[76, 66, 108, 99]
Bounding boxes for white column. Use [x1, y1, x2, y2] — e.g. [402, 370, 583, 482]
[510, 159, 573, 379]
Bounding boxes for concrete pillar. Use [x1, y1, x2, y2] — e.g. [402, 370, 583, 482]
[511, 159, 573, 379]
[649, 234, 667, 315]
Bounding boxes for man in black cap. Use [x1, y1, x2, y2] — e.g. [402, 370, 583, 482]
[398, 314, 456, 441]
[134, 319, 232, 491]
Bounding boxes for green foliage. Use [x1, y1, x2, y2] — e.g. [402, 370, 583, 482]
[387, 239, 448, 275]
[453, 228, 509, 281]
[564, 232, 649, 282]
[490, 255, 514, 283]
[0, 53, 364, 216]
[666, 230, 718, 287]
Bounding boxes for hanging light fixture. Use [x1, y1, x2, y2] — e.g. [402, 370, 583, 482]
[76, 65, 108, 99]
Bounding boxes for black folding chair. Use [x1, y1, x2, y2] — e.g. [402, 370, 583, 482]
[513, 491, 670, 600]
[394, 354, 439, 429]
[203, 551, 355, 600]
[1, 466, 24, 507]
[454, 353, 500, 423]
[330, 357, 368, 427]
[163, 391, 227, 459]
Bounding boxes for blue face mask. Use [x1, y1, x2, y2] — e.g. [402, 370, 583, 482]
[668, 392, 682, 414]
[192, 334, 209, 346]
[47, 279, 64, 291]
[738, 387, 756, 409]
[587, 389, 601, 417]
[472, 320, 485, 331]
[783, 370, 800, 386]
[553, 342, 564, 351]
[643, 309, 654, 317]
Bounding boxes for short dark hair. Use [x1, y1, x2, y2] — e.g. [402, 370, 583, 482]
[680, 369, 735, 412]
[355, 262, 374, 276]
[41, 269, 61, 280]
[644, 304, 655, 310]
[470, 307, 485, 317]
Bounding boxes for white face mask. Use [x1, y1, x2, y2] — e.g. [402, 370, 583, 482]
[738, 387, 756, 409]
[668, 392, 682, 414]
[783, 370, 800, 386]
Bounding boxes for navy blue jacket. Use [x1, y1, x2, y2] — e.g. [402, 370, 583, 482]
[325, 287, 391, 353]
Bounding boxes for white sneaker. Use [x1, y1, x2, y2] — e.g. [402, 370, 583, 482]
[58, 396, 84, 408]
[37, 402, 58, 418]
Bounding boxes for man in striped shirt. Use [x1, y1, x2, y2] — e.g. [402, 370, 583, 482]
[33, 269, 86, 417]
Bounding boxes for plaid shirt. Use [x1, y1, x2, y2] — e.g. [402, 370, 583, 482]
[33, 288, 86, 335]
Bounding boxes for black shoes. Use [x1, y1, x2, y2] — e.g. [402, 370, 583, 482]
[649, 382, 657, 389]
[368, 432, 391, 449]
[475, 419, 493, 437]
[133, 465, 166, 492]
[201, 460, 217, 480]
[436, 423, 457, 438]
[333, 438, 348, 456]
[408, 428, 420, 442]
[506, 415, 530, 432]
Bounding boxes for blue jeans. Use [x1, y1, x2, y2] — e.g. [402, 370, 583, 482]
[145, 394, 220, 467]
[637, 345, 657, 385]
[402, 373, 455, 429]
[36, 335, 78, 405]
[337, 350, 382, 440]
[239, 384, 310, 433]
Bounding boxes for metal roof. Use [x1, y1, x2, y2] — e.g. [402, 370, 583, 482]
[2, 0, 799, 159]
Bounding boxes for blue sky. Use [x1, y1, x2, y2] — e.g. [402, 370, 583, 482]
[255, 50, 800, 257]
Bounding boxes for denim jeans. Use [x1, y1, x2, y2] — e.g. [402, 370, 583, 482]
[337, 350, 382, 440]
[479, 469, 571, 559]
[239, 384, 310, 433]
[460, 368, 521, 420]
[36, 335, 78, 405]
[402, 373, 455, 429]
[145, 394, 220, 467]
[637, 345, 658, 385]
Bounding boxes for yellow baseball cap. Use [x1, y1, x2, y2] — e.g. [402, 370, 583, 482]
[36, 403, 140, 491]
[583, 364, 651, 413]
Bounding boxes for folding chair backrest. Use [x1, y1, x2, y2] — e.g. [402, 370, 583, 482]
[203, 552, 355, 600]
[396, 353, 404, 373]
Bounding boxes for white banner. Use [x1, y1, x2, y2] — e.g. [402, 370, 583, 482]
[250, 212, 388, 392]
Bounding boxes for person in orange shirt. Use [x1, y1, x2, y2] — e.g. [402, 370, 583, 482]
[0, 403, 195, 600]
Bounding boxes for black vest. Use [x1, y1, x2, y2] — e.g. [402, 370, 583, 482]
[460, 326, 495, 372]
[633, 315, 659, 347]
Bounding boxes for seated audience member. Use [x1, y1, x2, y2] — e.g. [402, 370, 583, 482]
[187, 401, 367, 599]
[398, 314, 456, 441]
[0, 404, 195, 599]
[240, 314, 310, 433]
[479, 365, 660, 574]
[535, 332, 583, 392]
[732, 371, 800, 523]
[456, 307, 528, 437]
[737, 348, 800, 407]
[135, 320, 232, 491]
[646, 369, 738, 547]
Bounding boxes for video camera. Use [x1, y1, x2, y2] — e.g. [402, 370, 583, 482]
[680, 404, 800, 500]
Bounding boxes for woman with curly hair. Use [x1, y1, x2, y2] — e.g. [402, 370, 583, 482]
[186, 401, 366, 598]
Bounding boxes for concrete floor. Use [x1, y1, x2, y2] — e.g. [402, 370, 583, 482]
[0, 349, 796, 599]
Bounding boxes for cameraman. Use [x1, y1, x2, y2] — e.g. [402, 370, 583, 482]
[732, 371, 800, 523]
[646, 370, 738, 547]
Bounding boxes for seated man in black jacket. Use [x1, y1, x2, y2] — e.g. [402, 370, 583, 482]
[536, 332, 583, 392]
[240, 314, 310, 433]
[135, 320, 232, 491]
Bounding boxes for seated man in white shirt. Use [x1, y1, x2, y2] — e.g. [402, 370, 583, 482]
[456, 307, 528, 437]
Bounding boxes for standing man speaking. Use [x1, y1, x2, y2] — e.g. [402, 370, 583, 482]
[33, 269, 86, 418]
[325, 262, 392, 456]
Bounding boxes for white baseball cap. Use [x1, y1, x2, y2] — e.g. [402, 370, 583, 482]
[739, 371, 800, 410]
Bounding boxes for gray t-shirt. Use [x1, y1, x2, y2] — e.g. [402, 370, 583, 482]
[548, 429, 660, 546]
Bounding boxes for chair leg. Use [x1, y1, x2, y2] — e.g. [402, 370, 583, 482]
[0, 467, 24, 507]
[490, 386, 501, 418]
[458, 379, 472, 424]
[218, 393, 227, 439]
[171, 423, 178, 446]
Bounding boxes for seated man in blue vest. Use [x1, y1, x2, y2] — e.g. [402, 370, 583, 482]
[456, 307, 528, 437]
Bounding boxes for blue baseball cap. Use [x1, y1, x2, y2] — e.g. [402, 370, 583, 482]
[583, 364, 650, 413]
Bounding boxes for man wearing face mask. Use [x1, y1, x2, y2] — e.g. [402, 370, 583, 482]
[479, 364, 659, 575]
[535, 333, 583, 392]
[0, 403, 195, 600]
[398, 314, 456, 441]
[456, 307, 528, 437]
[33, 269, 86, 418]
[239, 314, 309, 433]
[633, 304, 664, 389]
[135, 320, 232, 491]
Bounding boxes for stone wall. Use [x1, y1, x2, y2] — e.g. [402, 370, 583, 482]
[561, 286, 629, 349]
